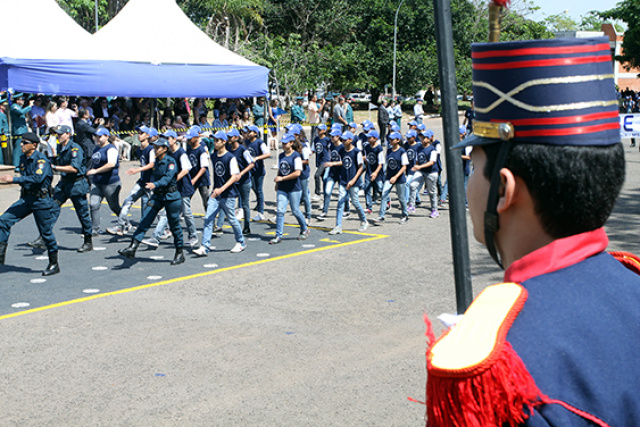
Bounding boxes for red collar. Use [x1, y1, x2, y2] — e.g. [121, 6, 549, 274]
[503, 228, 608, 283]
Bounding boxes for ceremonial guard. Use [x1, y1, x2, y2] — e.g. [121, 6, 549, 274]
[118, 138, 185, 265]
[28, 125, 93, 252]
[10, 94, 33, 168]
[423, 9, 640, 426]
[0, 133, 60, 275]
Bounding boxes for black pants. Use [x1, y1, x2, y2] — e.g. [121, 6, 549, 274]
[314, 163, 327, 195]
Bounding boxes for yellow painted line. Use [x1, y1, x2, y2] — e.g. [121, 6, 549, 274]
[0, 230, 389, 322]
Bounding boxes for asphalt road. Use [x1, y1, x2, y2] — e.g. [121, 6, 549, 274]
[0, 120, 638, 427]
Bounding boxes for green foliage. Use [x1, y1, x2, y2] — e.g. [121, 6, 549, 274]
[56, 0, 109, 32]
[600, 0, 640, 71]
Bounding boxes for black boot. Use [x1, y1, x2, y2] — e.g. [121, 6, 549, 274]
[43, 251, 60, 276]
[118, 240, 140, 259]
[170, 248, 185, 266]
[0, 242, 7, 265]
[77, 235, 93, 253]
[243, 225, 251, 235]
[27, 236, 46, 250]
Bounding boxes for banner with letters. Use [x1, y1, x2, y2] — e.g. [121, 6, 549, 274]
[620, 113, 640, 139]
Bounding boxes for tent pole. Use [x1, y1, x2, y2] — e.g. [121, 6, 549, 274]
[6, 93, 13, 166]
[433, 0, 473, 314]
[263, 96, 268, 146]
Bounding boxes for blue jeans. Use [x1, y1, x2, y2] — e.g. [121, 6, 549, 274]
[118, 182, 151, 227]
[276, 190, 307, 238]
[153, 196, 197, 241]
[379, 180, 407, 218]
[299, 177, 312, 219]
[322, 176, 349, 214]
[216, 181, 251, 229]
[251, 174, 265, 214]
[405, 173, 421, 204]
[364, 174, 383, 210]
[440, 174, 469, 205]
[336, 184, 366, 228]
[202, 196, 244, 249]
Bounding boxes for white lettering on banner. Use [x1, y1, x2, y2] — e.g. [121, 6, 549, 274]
[620, 114, 640, 138]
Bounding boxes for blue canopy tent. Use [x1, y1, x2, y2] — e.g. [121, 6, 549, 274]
[0, 0, 269, 98]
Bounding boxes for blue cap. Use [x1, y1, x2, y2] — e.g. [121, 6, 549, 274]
[366, 130, 379, 139]
[136, 125, 151, 134]
[290, 126, 301, 135]
[331, 123, 342, 131]
[390, 123, 400, 132]
[348, 122, 357, 129]
[363, 122, 374, 131]
[454, 37, 620, 149]
[423, 129, 435, 139]
[329, 129, 342, 137]
[94, 127, 110, 136]
[417, 123, 426, 131]
[361, 119, 372, 126]
[185, 128, 200, 139]
[340, 131, 355, 140]
[190, 125, 202, 134]
[227, 128, 240, 137]
[148, 127, 158, 137]
[213, 130, 228, 141]
[408, 120, 417, 127]
[405, 130, 417, 139]
[151, 137, 169, 148]
[317, 124, 327, 131]
[55, 125, 72, 134]
[248, 124, 260, 134]
[161, 130, 177, 139]
[459, 125, 467, 135]
[388, 131, 402, 140]
[282, 133, 295, 143]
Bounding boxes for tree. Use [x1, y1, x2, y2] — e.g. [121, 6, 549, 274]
[600, 1, 640, 70]
[56, 0, 128, 32]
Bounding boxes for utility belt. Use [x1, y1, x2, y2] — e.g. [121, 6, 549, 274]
[154, 185, 178, 195]
[61, 175, 87, 183]
[21, 186, 53, 199]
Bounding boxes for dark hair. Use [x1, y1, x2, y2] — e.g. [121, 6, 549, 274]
[481, 142, 625, 239]
[78, 108, 88, 119]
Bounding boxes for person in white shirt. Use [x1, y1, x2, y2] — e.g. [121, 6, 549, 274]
[308, 94, 326, 142]
[54, 98, 77, 133]
[413, 98, 425, 124]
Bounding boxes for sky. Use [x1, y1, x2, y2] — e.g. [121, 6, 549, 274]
[529, 0, 620, 22]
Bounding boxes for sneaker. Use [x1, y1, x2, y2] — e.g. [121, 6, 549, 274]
[386, 201, 391, 210]
[358, 221, 369, 232]
[236, 209, 244, 220]
[370, 216, 384, 225]
[316, 213, 327, 221]
[269, 236, 282, 245]
[298, 228, 310, 240]
[268, 216, 277, 224]
[305, 217, 310, 226]
[430, 209, 440, 219]
[407, 204, 416, 213]
[399, 216, 409, 224]
[365, 208, 373, 214]
[106, 226, 124, 236]
[188, 236, 200, 248]
[243, 225, 251, 235]
[212, 226, 223, 235]
[230, 242, 246, 253]
[252, 213, 266, 221]
[343, 211, 351, 218]
[123, 223, 134, 235]
[159, 230, 172, 240]
[328, 226, 342, 235]
[312, 194, 322, 202]
[193, 246, 209, 257]
[141, 237, 159, 248]
[438, 201, 444, 208]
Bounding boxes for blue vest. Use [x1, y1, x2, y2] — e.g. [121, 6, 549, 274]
[313, 136, 331, 167]
[246, 138, 267, 177]
[187, 142, 211, 187]
[137, 144, 154, 184]
[364, 142, 383, 176]
[338, 146, 361, 186]
[171, 147, 195, 197]
[404, 141, 419, 175]
[300, 142, 311, 180]
[277, 151, 302, 193]
[385, 147, 407, 183]
[211, 151, 238, 198]
[417, 144, 438, 174]
[328, 142, 343, 181]
[91, 143, 120, 186]
[229, 144, 251, 185]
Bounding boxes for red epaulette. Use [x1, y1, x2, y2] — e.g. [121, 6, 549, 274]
[609, 251, 640, 275]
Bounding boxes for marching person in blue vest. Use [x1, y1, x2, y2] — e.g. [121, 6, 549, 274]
[186, 128, 211, 213]
[142, 130, 199, 250]
[87, 127, 122, 236]
[9, 94, 33, 169]
[0, 132, 60, 275]
[363, 129, 384, 214]
[311, 123, 330, 200]
[118, 137, 185, 265]
[107, 125, 155, 236]
[370, 131, 409, 225]
[316, 127, 344, 221]
[425, 36, 640, 427]
[404, 129, 421, 213]
[245, 124, 270, 221]
[28, 125, 93, 253]
[296, 127, 313, 225]
[194, 131, 246, 256]
[327, 131, 368, 235]
[408, 130, 440, 218]
[270, 133, 309, 244]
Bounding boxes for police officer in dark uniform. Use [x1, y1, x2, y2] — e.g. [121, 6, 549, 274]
[28, 125, 93, 252]
[118, 138, 185, 265]
[0, 132, 61, 275]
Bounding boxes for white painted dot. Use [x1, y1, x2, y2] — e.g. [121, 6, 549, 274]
[30, 278, 46, 284]
[256, 253, 270, 258]
[92, 266, 108, 271]
[93, 247, 107, 251]
[149, 255, 164, 260]
[248, 237, 260, 242]
[302, 244, 316, 248]
[83, 289, 100, 294]
[203, 263, 218, 269]
[147, 275, 162, 280]
[11, 302, 30, 309]
[35, 256, 48, 261]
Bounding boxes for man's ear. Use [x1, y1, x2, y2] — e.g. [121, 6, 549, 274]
[496, 167, 517, 214]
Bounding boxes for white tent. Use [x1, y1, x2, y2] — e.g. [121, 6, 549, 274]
[1, 0, 268, 98]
